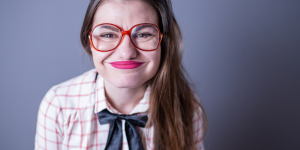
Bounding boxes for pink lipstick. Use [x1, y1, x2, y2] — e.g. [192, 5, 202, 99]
[109, 61, 144, 69]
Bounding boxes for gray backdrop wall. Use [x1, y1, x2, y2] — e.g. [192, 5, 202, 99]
[0, 0, 299, 150]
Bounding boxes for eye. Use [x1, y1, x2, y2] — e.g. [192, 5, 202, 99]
[136, 33, 153, 38]
[100, 33, 117, 38]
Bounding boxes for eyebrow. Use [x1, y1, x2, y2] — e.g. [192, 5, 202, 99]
[100, 25, 120, 32]
[134, 25, 156, 32]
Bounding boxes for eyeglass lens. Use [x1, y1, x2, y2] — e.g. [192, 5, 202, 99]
[91, 24, 160, 51]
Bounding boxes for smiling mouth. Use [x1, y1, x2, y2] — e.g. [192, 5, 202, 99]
[109, 61, 144, 69]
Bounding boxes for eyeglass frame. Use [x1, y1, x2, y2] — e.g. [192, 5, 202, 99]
[88, 23, 163, 52]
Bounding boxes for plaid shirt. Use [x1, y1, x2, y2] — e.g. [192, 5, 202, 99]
[35, 69, 204, 150]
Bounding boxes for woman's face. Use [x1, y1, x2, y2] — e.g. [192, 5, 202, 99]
[91, 0, 161, 89]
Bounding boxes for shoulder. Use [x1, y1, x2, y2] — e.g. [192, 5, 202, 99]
[51, 68, 98, 93]
[35, 69, 99, 149]
[41, 69, 98, 109]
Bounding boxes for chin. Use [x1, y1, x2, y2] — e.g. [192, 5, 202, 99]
[109, 73, 147, 88]
[111, 80, 145, 89]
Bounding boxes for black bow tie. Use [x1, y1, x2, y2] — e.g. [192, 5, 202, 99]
[97, 109, 148, 150]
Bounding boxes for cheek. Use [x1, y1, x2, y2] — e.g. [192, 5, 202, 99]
[91, 49, 111, 66]
[146, 48, 161, 75]
[152, 48, 161, 65]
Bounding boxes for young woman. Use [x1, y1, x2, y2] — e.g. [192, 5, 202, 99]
[35, 0, 206, 150]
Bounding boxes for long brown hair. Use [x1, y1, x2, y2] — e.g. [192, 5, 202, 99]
[80, 0, 207, 149]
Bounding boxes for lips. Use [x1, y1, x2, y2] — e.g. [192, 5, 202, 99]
[109, 61, 144, 69]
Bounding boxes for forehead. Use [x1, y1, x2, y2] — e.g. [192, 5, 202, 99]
[92, 0, 159, 30]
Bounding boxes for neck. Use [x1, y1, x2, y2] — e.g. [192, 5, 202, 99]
[104, 80, 146, 114]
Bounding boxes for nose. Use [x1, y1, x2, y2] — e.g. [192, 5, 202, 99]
[114, 34, 137, 60]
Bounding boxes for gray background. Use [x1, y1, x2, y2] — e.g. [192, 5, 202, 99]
[0, 0, 299, 150]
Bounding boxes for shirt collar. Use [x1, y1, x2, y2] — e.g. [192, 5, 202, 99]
[94, 75, 150, 114]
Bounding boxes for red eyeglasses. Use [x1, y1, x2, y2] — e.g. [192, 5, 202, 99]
[89, 23, 163, 52]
